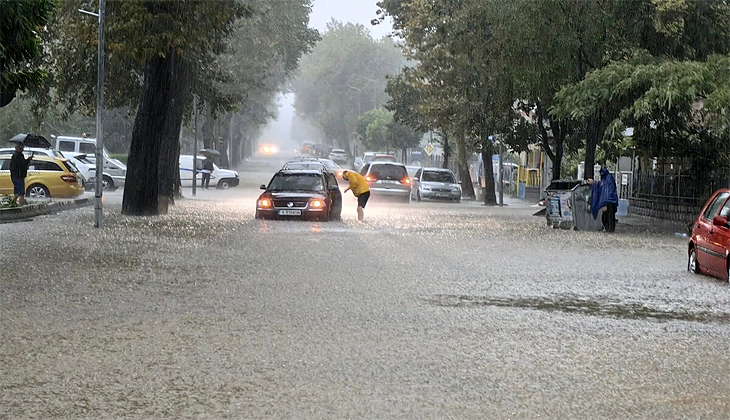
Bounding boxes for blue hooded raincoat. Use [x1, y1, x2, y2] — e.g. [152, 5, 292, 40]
[591, 167, 619, 219]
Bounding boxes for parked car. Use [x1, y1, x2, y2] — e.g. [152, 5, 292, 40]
[53, 136, 127, 190]
[328, 148, 348, 164]
[411, 167, 462, 202]
[688, 189, 730, 281]
[353, 151, 382, 172]
[359, 161, 411, 202]
[256, 169, 342, 221]
[0, 154, 84, 199]
[179, 155, 240, 189]
[0, 147, 96, 190]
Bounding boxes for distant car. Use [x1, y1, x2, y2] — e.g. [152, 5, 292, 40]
[359, 161, 411, 203]
[260, 144, 279, 154]
[372, 154, 397, 163]
[411, 167, 461, 202]
[179, 155, 240, 189]
[300, 142, 313, 154]
[688, 189, 730, 281]
[0, 154, 84, 199]
[328, 148, 348, 164]
[283, 158, 344, 178]
[256, 169, 342, 221]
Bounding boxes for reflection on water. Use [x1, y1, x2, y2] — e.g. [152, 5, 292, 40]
[423, 294, 730, 324]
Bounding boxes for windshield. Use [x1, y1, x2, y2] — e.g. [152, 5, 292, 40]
[422, 171, 456, 183]
[62, 161, 80, 173]
[268, 173, 324, 191]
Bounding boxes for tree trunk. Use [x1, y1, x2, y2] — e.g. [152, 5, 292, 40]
[441, 132, 450, 169]
[122, 49, 189, 216]
[481, 146, 497, 205]
[456, 132, 475, 199]
[201, 106, 214, 149]
[584, 113, 602, 180]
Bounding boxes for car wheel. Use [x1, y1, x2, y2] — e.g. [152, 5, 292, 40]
[688, 246, 700, 274]
[455, 197, 461, 203]
[27, 184, 50, 199]
[218, 179, 232, 189]
[102, 175, 114, 191]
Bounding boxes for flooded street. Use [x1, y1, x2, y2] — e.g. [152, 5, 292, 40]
[2, 155, 729, 419]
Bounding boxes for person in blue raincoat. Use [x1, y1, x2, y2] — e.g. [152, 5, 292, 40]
[588, 166, 619, 232]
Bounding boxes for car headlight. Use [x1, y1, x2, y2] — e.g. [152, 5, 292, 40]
[423, 186, 431, 191]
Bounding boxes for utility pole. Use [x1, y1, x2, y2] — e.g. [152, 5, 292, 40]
[498, 135, 504, 206]
[192, 98, 198, 197]
[80, 1, 105, 228]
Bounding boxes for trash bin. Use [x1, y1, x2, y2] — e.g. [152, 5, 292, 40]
[544, 179, 604, 231]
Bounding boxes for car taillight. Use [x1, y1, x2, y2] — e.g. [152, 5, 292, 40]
[61, 175, 77, 183]
[258, 198, 272, 208]
[310, 199, 324, 208]
[402, 177, 411, 185]
[366, 176, 375, 182]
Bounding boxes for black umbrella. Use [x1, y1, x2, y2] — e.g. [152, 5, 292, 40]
[8, 133, 52, 148]
[199, 148, 220, 157]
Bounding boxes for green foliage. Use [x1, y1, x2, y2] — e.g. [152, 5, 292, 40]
[0, 194, 19, 208]
[0, 0, 56, 107]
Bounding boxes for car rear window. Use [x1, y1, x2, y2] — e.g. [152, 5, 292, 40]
[285, 162, 324, 171]
[370, 164, 407, 181]
[269, 173, 324, 191]
[30, 161, 63, 171]
[422, 170, 455, 183]
[63, 161, 80, 173]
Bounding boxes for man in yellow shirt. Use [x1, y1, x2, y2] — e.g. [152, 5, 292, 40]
[342, 170, 371, 221]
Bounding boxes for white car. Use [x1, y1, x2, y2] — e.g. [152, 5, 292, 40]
[179, 155, 240, 189]
[328, 148, 348, 164]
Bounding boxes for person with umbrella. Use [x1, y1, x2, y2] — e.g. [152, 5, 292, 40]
[199, 149, 219, 189]
[9, 141, 34, 205]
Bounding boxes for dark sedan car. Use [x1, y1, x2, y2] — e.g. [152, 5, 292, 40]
[255, 169, 342, 221]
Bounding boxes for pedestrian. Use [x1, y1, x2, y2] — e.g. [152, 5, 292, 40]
[588, 166, 619, 232]
[201, 156, 214, 189]
[10, 143, 33, 206]
[342, 170, 370, 221]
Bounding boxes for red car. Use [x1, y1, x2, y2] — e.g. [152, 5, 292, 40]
[688, 189, 730, 281]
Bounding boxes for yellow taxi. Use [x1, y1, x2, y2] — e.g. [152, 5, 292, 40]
[0, 154, 85, 199]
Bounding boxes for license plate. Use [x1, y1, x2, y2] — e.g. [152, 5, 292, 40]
[436, 193, 450, 197]
[278, 209, 302, 216]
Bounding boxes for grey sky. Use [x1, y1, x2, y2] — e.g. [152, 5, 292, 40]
[310, 0, 393, 39]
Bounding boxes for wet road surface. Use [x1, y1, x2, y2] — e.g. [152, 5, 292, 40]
[1, 153, 729, 419]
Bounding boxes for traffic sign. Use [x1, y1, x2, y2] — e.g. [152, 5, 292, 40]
[424, 143, 435, 156]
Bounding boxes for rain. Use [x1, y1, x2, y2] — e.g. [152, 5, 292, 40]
[2, 0, 730, 419]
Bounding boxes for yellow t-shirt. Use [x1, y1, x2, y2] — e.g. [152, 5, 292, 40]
[346, 172, 370, 196]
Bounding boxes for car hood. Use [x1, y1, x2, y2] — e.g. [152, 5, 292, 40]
[266, 191, 327, 199]
[217, 168, 239, 177]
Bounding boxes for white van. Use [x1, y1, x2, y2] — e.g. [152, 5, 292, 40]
[179, 155, 239, 189]
[54, 136, 127, 190]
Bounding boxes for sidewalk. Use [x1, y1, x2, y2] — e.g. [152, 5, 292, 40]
[0, 194, 92, 223]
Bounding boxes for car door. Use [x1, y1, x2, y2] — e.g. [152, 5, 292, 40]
[704, 197, 730, 276]
[695, 191, 730, 275]
[0, 158, 11, 194]
[326, 172, 342, 216]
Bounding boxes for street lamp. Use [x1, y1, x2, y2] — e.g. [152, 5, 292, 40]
[79, 1, 106, 228]
[346, 84, 362, 116]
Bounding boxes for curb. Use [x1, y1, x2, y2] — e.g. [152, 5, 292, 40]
[0, 198, 92, 222]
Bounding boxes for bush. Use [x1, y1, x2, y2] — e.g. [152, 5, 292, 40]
[0, 194, 18, 208]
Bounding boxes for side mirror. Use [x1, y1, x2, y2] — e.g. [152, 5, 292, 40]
[413, 177, 419, 182]
[713, 215, 728, 227]
[259, 184, 266, 190]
